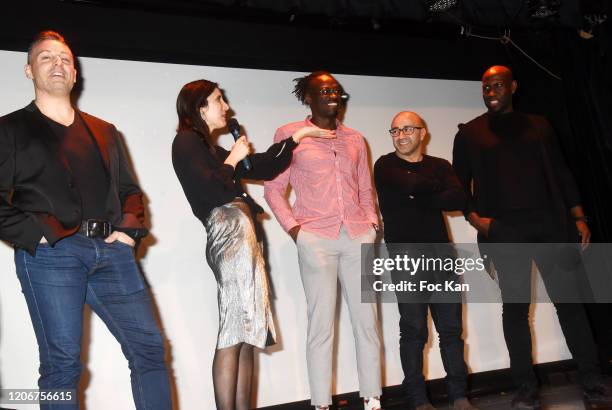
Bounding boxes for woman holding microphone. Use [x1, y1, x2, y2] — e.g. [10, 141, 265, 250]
[172, 79, 333, 410]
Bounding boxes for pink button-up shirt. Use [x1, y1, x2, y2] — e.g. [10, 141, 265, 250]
[264, 117, 378, 239]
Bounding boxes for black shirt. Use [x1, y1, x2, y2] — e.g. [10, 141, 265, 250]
[45, 113, 110, 220]
[374, 153, 466, 243]
[172, 129, 298, 224]
[452, 112, 580, 218]
[482, 112, 551, 212]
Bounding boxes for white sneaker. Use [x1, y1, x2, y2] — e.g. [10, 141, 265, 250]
[364, 396, 381, 410]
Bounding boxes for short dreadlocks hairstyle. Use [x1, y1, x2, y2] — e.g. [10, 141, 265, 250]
[292, 70, 344, 105]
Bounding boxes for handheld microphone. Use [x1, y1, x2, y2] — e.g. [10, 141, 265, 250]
[227, 118, 251, 171]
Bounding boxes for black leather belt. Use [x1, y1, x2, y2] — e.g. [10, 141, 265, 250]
[79, 219, 112, 239]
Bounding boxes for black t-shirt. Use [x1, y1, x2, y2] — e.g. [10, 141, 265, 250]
[484, 112, 551, 212]
[452, 112, 576, 218]
[45, 114, 110, 220]
[374, 153, 466, 243]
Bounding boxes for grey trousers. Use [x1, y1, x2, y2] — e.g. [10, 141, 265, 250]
[296, 226, 382, 406]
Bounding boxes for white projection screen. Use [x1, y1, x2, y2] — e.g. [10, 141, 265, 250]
[0, 49, 571, 409]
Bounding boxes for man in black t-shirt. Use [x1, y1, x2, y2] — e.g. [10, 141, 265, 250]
[452, 65, 611, 409]
[0, 31, 171, 409]
[374, 111, 476, 410]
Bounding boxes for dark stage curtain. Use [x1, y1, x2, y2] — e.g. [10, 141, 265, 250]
[556, 26, 612, 243]
[558, 24, 612, 242]
[556, 24, 612, 374]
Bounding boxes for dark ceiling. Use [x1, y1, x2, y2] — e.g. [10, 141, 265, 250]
[0, 0, 609, 81]
[64, 0, 610, 30]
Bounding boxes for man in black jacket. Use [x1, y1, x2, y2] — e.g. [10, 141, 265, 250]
[0, 31, 171, 409]
[374, 111, 476, 410]
[452, 65, 610, 409]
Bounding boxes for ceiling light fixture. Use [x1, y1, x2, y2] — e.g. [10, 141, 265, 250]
[528, 0, 561, 19]
[424, 0, 458, 13]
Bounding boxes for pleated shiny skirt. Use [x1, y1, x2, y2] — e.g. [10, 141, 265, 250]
[205, 198, 277, 349]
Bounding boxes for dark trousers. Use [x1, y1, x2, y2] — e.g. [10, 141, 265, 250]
[398, 302, 468, 407]
[584, 303, 612, 374]
[390, 243, 468, 407]
[487, 209, 600, 388]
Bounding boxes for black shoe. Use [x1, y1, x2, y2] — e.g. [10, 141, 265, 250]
[510, 384, 540, 409]
[452, 398, 479, 410]
[583, 381, 612, 406]
[415, 403, 436, 410]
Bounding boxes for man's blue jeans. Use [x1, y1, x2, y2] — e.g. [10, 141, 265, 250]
[389, 244, 468, 406]
[397, 302, 468, 407]
[14, 233, 171, 410]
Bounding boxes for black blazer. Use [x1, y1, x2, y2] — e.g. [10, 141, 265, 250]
[0, 102, 147, 255]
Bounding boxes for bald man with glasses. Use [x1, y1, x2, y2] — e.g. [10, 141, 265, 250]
[374, 111, 476, 410]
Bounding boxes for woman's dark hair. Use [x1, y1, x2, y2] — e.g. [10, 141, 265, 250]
[176, 79, 218, 143]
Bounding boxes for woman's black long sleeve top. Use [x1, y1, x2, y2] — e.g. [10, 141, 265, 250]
[172, 129, 298, 223]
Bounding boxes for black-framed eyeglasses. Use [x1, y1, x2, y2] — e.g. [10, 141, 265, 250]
[318, 88, 341, 96]
[388, 125, 424, 137]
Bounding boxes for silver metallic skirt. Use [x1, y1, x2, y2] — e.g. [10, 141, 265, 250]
[205, 199, 276, 349]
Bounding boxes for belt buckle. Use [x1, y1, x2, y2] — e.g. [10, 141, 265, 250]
[86, 219, 111, 238]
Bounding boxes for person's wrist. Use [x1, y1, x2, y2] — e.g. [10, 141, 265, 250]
[224, 157, 238, 168]
[119, 232, 136, 247]
[467, 214, 480, 228]
[288, 225, 300, 242]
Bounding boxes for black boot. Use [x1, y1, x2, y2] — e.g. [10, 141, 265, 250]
[510, 384, 540, 409]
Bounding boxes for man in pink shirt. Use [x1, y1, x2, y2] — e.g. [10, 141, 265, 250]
[264, 71, 382, 410]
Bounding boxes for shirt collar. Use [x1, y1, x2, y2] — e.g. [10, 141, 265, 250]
[305, 115, 344, 134]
